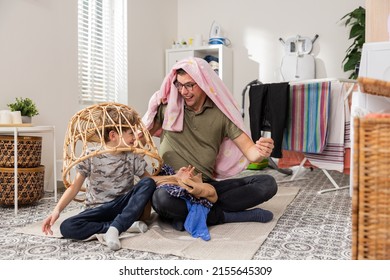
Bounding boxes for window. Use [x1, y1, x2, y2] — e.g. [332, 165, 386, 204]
[78, 0, 127, 105]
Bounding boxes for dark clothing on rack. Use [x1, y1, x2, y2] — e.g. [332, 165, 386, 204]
[248, 82, 289, 158]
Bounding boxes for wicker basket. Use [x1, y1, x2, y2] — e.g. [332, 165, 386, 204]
[0, 165, 45, 206]
[352, 117, 390, 259]
[0, 135, 42, 168]
[358, 77, 390, 98]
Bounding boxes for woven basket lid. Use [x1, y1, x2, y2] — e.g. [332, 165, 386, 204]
[62, 102, 162, 189]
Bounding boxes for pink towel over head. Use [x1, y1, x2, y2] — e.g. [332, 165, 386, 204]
[142, 57, 250, 179]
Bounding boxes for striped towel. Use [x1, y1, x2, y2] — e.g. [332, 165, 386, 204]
[304, 81, 354, 172]
[283, 82, 330, 153]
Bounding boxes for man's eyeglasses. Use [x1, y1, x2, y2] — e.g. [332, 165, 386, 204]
[174, 81, 197, 91]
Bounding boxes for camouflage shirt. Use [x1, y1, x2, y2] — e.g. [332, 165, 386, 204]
[76, 147, 147, 208]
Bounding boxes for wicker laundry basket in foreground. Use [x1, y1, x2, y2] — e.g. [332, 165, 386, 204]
[358, 77, 390, 98]
[352, 76, 390, 259]
[352, 113, 390, 259]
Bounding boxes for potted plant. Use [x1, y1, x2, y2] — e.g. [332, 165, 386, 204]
[7, 97, 39, 123]
[340, 6, 366, 79]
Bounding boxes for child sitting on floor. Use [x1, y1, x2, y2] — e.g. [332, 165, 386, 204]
[42, 106, 158, 251]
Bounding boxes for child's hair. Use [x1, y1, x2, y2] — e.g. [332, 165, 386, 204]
[103, 106, 138, 142]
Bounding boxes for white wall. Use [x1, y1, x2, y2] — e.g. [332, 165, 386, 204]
[127, 0, 177, 115]
[0, 0, 176, 190]
[0, 0, 78, 190]
[0, 0, 364, 191]
[176, 0, 365, 104]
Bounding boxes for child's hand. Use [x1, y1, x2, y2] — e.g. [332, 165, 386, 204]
[176, 165, 195, 180]
[41, 210, 60, 235]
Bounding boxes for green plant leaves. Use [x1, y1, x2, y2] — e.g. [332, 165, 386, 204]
[340, 6, 365, 79]
[7, 97, 39, 117]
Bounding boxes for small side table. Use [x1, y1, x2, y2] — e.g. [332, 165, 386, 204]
[0, 125, 57, 215]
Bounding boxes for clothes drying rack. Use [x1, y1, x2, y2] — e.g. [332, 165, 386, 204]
[287, 78, 356, 193]
[242, 77, 357, 194]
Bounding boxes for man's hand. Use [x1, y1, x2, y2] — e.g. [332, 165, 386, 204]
[255, 137, 274, 158]
[177, 178, 218, 203]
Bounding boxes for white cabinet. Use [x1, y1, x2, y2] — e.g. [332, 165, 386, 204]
[165, 45, 233, 91]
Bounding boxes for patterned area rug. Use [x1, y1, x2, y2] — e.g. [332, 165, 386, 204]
[0, 167, 352, 260]
[253, 168, 352, 260]
[13, 186, 299, 260]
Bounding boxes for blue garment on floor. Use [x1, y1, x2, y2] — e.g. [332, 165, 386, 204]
[158, 163, 212, 241]
[184, 199, 210, 241]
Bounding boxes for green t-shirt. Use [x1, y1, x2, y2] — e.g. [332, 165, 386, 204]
[155, 98, 242, 181]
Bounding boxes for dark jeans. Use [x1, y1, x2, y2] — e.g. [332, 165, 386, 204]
[152, 174, 277, 226]
[60, 177, 156, 240]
